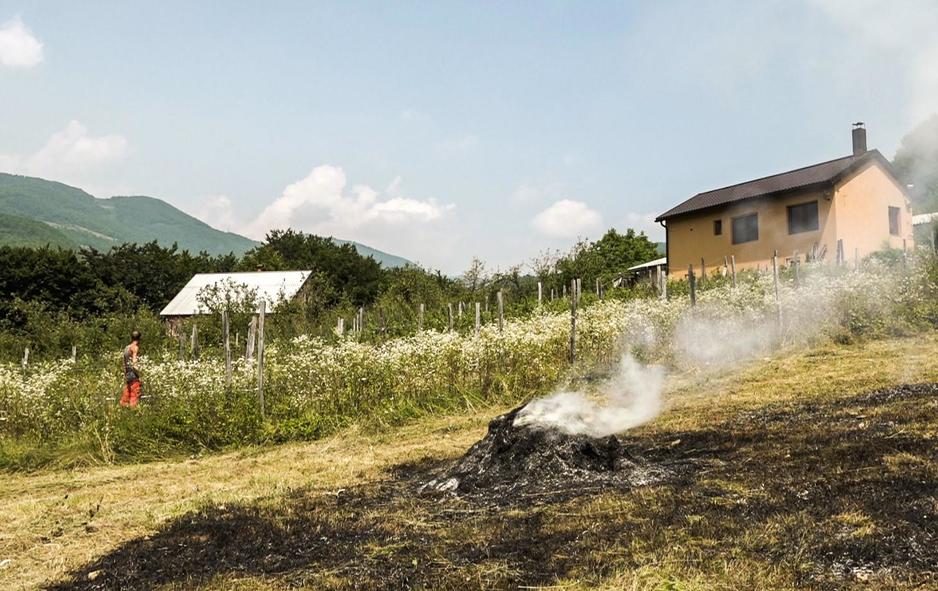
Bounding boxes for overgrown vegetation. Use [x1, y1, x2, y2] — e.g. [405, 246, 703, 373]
[0, 227, 661, 360]
[2, 250, 936, 470]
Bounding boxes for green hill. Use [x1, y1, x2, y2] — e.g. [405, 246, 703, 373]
[0, 212, 79, 249]
[0, 173, 414, 266]
[0, 173, 257, 255]
[333, 238, 412, 268]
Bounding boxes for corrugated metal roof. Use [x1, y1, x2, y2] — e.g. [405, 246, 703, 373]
[656, 150, 895, 222]
[627, 257, 667, 271]
[160, 271, 312, 316]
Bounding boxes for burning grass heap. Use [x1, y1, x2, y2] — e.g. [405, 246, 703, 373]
[422, 404, 673, 504]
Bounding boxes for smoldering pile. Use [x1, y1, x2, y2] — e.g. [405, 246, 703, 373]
[421, 404, 676, 505]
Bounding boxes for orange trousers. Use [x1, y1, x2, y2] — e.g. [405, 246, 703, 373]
[120, 380, 141, 407]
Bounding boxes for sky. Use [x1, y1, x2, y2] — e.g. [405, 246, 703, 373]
[1, 0, 937, 273]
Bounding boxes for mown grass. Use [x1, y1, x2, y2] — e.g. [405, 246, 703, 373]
[2, 332, 937, 590]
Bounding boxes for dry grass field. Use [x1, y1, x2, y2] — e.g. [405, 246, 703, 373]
[2, 332, 937, 590]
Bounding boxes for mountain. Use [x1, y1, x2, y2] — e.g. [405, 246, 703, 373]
[333, 238, 412, 268]
[0, 173, 414, 267]
[0, 173, 256, 255]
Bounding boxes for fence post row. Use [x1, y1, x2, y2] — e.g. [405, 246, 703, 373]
[246, 317, 256, 360]
[190, 324, 199, 361]
[569, 278, 577, 364]
[222, 310, 232, 386]
[688, 264, 696, 307]
[772, 250, 782, 327]
[257, 300, 266, 419]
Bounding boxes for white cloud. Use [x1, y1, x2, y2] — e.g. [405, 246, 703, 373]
[0, 121, 129, 185]
[0, 18, 43, 68]
[532, 199, 603, 239]
[241, 165, 457, 266]
[190, 195, 239, 232]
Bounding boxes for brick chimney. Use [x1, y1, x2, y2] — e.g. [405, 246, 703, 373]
[852, 122, 867, 157]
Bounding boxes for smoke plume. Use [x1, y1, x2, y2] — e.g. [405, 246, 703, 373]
[513, 354, 664, 438]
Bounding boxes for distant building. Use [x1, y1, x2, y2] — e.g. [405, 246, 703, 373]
[656, 124, 915, 278]
[913, 212, 938, 251]
[160, 271, 313, 323]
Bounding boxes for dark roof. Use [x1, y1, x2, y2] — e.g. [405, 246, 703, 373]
[656, 149, 899, 221]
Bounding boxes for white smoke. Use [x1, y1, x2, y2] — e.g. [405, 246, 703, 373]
[515, 265, 900, 438]
[514, 354, 664, 438]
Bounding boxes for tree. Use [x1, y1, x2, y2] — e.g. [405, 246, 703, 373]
[892, 115, 938, 214]
[239, 229, 386, 306]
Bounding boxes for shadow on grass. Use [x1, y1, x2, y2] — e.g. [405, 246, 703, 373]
[47, 384, 938, 590]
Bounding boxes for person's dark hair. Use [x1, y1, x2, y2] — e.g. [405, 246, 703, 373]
[131, 330, 142, 342]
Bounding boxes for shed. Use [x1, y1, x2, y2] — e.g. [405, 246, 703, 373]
[160, 271, 313, 318]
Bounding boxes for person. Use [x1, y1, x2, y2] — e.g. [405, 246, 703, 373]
[120, 330, 142, 407]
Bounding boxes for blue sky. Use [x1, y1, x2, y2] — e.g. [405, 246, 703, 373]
[1, 1, 936, 272]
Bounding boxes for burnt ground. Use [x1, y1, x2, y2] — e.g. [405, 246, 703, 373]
[47, 383, 938, 590]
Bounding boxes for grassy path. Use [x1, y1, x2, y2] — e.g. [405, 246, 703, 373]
[2, 333, 937, 590]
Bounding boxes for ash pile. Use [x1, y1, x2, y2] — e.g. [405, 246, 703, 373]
[422, 405, 672, 504]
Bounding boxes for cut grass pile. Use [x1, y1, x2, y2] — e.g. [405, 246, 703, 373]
[1, 332, 937, 590]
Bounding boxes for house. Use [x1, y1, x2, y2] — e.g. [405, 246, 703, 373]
[655, 124, 915, 278]
[160, 271, 313, 327]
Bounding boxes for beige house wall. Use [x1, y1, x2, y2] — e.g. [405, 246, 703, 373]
[832, 162, 915, 258]
[665, 161, 914, 279]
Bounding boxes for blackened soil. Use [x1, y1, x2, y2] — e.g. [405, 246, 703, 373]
[47, 383, 938, 590]
[420, 405, 698, 506]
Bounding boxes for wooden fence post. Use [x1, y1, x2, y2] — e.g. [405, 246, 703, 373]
[569, 278, 577, 364]
[447, 303, 454, 332]
[562, 283, 566, 299]
[700, 257, 706, 281]
[474, 302, 481, 335]
[257, 300, 266, 419]
[576, 278, 582, 303]
[71, 345, 77, 363]
[497, 289, 504, 332]
[359, 307, 364, 334]
[688, 265, 696, 307]
[222, 310, 231, 386]
[836, 239, 844, 266]
[772, 250, 782, 327]
[190, 324, 199, 361]
[730, 255, 737, 289]
[537, 281, 543, 306]
[22, 347, 29, 370]
[458, 301, 464, 320]
[246, 317, 256, 360]
[418, 303, 425, 331]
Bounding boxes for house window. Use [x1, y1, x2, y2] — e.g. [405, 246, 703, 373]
[787, 201, 819, 234]
[713, 219, 722, 235]
[732, 213, 758, 244]
[888, 206, 900, 236]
